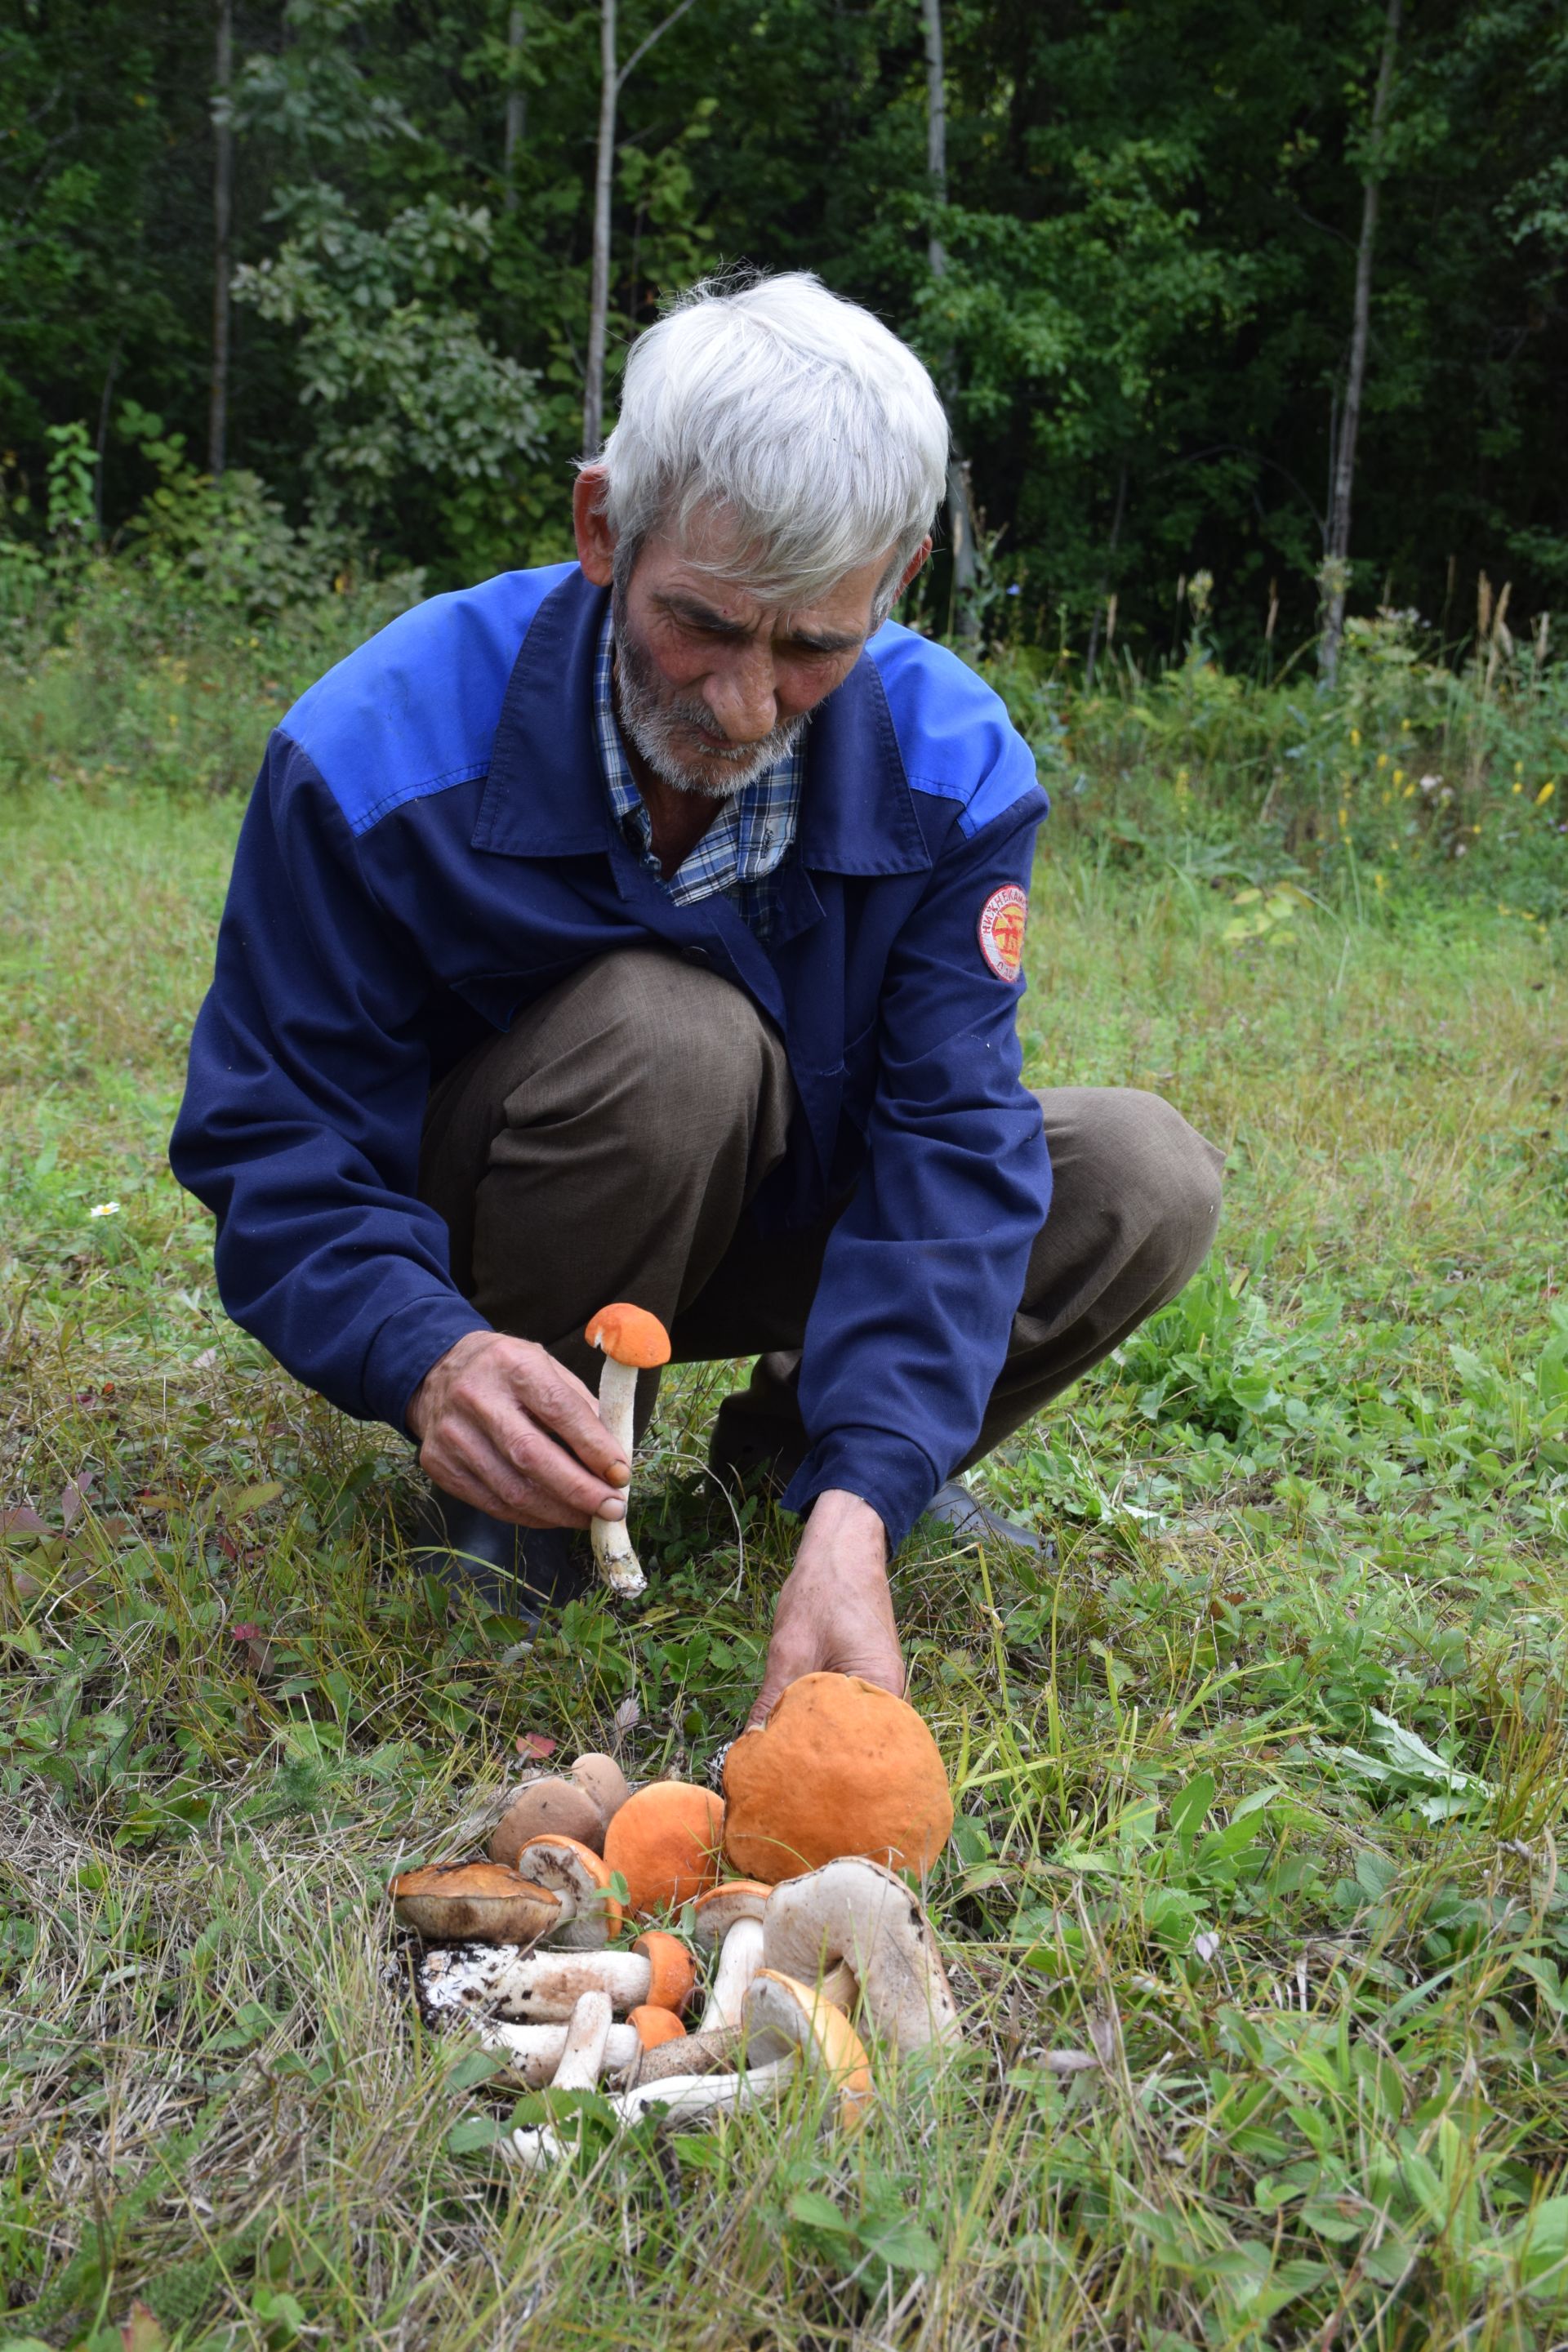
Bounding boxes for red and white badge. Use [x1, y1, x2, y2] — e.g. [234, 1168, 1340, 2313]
[978, 883, 1027, 982]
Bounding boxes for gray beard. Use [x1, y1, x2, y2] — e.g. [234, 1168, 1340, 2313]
[612, 594, 808, 800]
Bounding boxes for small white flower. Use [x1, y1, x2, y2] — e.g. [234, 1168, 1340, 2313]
[88, 1200, 122, 1218]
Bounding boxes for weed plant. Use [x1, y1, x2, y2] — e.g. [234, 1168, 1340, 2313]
[2, 582, 1568, 2346]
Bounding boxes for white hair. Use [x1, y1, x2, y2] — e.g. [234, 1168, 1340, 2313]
[590, 271, 948, 614]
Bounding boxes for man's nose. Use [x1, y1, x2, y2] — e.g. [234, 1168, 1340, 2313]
[704, 649, 777, 744]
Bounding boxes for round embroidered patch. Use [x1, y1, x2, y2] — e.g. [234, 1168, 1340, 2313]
[978, 883, 1027, 982]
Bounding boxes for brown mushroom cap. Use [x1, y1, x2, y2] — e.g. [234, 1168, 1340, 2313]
[631, 1929, 698, 2014]
[604, 1780, 726, 1914]
[570, 1752, 632, 1829]
[722, 1672, 953, 1882]
[490, 1775, 608, 1865]
[390, 1862, 562, 1946]
[585, 1303, 671, 1368]
[512, 1834, 624, 1948]
[628, 2003, 688, 2049]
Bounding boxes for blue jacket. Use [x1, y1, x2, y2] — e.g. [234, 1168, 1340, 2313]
[171, 564, 1051, 1548]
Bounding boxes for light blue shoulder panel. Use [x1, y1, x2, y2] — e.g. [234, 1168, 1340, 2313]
[867, 621, 1041, 837]
[281, 564, 576, 838]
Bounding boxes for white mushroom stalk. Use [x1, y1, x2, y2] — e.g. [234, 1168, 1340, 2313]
[464, 2016, 644, 2087]
[511, 1990, 613, 2171]
[696, 1916, 764, 2034]
[606, 2054, 798, 2127]
[418, 1941, 660, 2025]
[590, 1352, 644, 1595]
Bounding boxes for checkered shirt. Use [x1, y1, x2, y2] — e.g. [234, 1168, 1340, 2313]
[592, 609, 800, 940]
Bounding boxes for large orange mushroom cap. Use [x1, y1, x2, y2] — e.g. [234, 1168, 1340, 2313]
[584, 1303, 671, 1368]
[721, 1672, 954, 1883]
[604, 1780, 725, 1914]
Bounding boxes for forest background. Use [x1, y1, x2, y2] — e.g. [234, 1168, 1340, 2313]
[4, 0, 1567, 663]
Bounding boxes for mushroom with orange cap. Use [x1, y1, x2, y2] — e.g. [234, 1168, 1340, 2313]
[583, 1302, 671, 1597]
[417, 1927, 692, 2027]
[691, 1881, 768, 2033]
[510, 1834, 623, 1949]
[603, 1780, 725, 1916]
[390, 1861, 563, 1946]
[722, 1671, 954, 1883]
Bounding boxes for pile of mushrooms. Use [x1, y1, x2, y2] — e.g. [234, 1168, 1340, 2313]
[391, 1673, 966, 2170]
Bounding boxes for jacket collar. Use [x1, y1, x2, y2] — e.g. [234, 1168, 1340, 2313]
[471, 566, 931, 877]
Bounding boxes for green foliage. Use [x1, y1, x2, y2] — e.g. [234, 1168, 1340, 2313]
[3, 0, 1565, 631]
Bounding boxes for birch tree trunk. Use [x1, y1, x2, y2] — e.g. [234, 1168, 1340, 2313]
[581, 0, 700, 457]
[208, 0, 234, 478]
[1319, 0, 1401, 687]
[920, 0, 979, 648]
[583, 0, 618, 456]
[503, 4, 527, 212]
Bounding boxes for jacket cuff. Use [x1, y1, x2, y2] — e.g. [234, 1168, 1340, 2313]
[781, 1427, 941, 1555]
[362, 1292, 493, 1432]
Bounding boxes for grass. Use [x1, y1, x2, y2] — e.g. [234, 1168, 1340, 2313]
[3, 718, 1568, 2348]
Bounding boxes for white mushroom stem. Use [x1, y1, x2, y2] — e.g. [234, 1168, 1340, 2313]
[820, 1960, 858, 2016]
[607, 2054, 798, 2127]
[510, 1990, 613, 2171]
[590, 1355, 646, 1597]
[696, 1916, 765, 2034]
[419, 1941, 655, 2023]
[467, 2017, 644, 2087]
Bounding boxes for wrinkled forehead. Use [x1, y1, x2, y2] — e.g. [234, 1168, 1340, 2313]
[626, 497, 897, 634]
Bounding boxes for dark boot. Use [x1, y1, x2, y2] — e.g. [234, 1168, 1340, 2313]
[404, 1486, 594, 1620]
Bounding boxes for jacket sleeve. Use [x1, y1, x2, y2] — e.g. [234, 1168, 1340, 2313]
[781, 794, 1049, 1551]
[169, 732, 489, 1428]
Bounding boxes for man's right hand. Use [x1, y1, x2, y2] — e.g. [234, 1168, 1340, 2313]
[407, 1330, 630, 1529]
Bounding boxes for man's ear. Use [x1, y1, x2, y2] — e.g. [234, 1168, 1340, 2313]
[573, 466, 617, 586]
[896, 534, 933, 599]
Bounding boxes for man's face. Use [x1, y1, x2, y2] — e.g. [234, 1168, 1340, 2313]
[573, 473, 929, 801]
[612, 531, 891, 800]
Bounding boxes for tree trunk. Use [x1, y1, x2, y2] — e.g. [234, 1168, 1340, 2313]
[503, 4, 526, 212]
[920, 0, 979, 648]
[1319, 0, 1401, 687]
[581, 0, 702, 458]
[1084, 461, 1128, 688]
[583, 0, 617, 456]
[208, 0, 234, 478]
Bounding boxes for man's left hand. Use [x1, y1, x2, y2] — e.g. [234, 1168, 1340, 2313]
[746, 1488, 902, 1726]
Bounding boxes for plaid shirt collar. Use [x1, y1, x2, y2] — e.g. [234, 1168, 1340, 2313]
[591, 608, 800, 938]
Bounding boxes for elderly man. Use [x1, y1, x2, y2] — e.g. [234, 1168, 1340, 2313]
[172, 272, 1220, 1722]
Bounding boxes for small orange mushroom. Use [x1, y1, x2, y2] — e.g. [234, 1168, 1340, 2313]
[584, 1303, 671, 1598]
[630, 1928, 697, 2014]
[627, 2003, 688, 2051]
[604, 1780, 725, 1915]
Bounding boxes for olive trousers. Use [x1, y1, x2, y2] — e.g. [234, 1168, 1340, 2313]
[418, 948, 1223, 1494]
